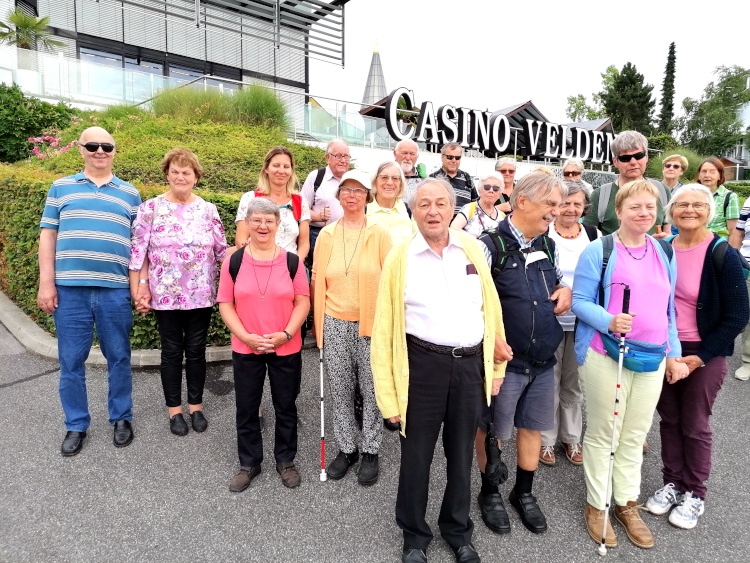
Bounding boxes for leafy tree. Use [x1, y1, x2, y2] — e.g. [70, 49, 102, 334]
[678, 65, 750, 156]
[565, 65, 618, 122]
[0, 8, 64, 51]
[599, 62, 655, 134]
[658, 42, 677, 134]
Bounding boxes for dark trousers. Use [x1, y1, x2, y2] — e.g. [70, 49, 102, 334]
[657, 340, 727, 499]
[232, 351, 302, 468]
[154, 307, 213, 407]
[396, 341, 484, 551]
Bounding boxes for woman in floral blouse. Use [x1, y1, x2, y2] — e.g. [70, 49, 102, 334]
[129, 148, 228, 436]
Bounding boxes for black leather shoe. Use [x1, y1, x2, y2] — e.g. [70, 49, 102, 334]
[478, 492, 511, 534]
[509, 489, 547, 533]
[327, 449, 359, 480]
[170, 413, 189, 436]
[190, 411, 208, 433]
[402, 546, 427, 563]
[61, 431, 86, 457]
[358, 453, 379, 486]
[451, 544, 481, 563]
[113, 420, 134, 448]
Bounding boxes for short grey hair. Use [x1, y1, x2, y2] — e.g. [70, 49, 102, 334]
[510, 173, 568, 209]
[441, 142, 463, 155]
[495, 157, 516, 171]
[563, 179, 592, 216]
[408, 178, 456, 209]
[326, 138, 348, 152]
[478, 172, 504, 185]
[395, 139, 419, 153]
[665, 183, 716, 225]
[562, 158, 584, 172]
[611, 130, 648, 156]
[245, 196, 281, 221]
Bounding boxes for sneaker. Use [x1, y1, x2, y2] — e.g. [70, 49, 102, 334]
[327, 449, 359, 480]
[539, 445, 556, 466]
[563, 443, 583, 465]
[357, 452, 379, 486]
[668, 493, 705, 530]
[646, 483, 683, 516]
[735, 365, 750, 381]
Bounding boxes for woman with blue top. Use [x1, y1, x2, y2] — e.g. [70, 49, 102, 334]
[572, 180, 688, 550]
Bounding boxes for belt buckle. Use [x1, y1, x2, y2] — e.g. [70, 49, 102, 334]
[452, 347, 463, 358]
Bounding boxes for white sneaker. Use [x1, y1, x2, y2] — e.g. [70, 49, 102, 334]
[668, 492, 705, 529]
[646, 483, 683, 515]
[735, 365, 750, 381]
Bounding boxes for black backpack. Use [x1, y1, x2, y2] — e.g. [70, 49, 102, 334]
[228, 249, 299, 288]
[484, 230, 556, 277]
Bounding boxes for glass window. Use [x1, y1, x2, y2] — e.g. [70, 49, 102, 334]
[168, 64, 203, 80]
[80, 48, 123, 68]
[125, 57, 163, 75]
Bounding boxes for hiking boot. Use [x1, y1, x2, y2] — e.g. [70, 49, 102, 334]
[646, 483, 683, 516]
[585, 503, 617, 547]
[563, 443, 583, 465]
[327, 449, 359, 480]
[358, 452, 379, 486]
[668, 493, 705, 530]
[614, 501, 654, 549]
[276, 461, 301, 488]
[539, 445, 556, 466]
[229, 466, 261, 493]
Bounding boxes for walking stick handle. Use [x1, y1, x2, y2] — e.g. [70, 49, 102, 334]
[622, 286, 630, 316]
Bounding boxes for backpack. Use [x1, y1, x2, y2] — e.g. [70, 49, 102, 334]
[722, 190, 735, 219]
[310, 167, 327, 208]
[582, 223, 599, 241]
[711, 238, 750, 280]
[228, 248, 300, 289]
[598, 233, 673, 305]
[596, 179, 669, 229]
[484, 229, 555, 277]
[255, 192, 302, 223]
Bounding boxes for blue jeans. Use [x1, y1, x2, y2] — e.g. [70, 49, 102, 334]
[54, 285, 133, 431]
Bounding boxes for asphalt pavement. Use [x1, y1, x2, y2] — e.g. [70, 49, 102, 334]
[1, 313, 750, 562]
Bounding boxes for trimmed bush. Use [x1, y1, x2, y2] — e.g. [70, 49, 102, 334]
[646, 147, 705, 183]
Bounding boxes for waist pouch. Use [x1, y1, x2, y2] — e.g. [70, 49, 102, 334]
[601, 333, 667, 373]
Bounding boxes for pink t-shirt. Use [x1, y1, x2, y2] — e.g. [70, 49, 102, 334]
[674, 237, 712, 341]
[216, 249, 310, 355]
[592, 239, 671, 354]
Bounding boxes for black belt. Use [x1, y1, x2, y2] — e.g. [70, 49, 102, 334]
[514, 353, 552, 369]
[406, 334, 482, 358]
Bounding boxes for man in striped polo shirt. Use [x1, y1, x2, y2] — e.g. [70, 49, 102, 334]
[37, 126, 142, 457]
[429, 143, 478, 218]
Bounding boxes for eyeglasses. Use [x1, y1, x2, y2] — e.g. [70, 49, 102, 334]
[674, 202, 708, 210]
[339, 187, 368, 196]
[563, 170, 582, 178]
[81, 142, 115, 153]
[377, 175, 401, 183]
[663, 163, 682, 170]
[249, 218, 277, 227]
[497, 168, 515, 174]
[327, 153, 351, 161]
[616, 151, 647, 163]
[482, 184, 501, 192]
[444, 155, 461, 161]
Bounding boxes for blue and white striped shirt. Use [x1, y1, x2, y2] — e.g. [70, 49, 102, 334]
[40, 172, 141, 288]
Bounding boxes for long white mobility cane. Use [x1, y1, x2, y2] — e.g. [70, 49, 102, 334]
[320, 348, 327, 482]
[598, 285, 630, 557]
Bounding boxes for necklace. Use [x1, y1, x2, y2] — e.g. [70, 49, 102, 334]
[615, 231, 648, 260]
[247, 245, 277, 300]
[554, 222, 581, 239]
[341, 219, 365, 276]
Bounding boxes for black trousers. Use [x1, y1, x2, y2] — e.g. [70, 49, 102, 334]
[395, 341, 484, 550]
[154, 307, 212, 407]
[232, 351, 302, 468]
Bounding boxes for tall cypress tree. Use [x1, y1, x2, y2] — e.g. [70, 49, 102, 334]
[658, 43, 677, 134]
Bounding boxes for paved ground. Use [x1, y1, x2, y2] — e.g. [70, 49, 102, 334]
[1, 318, 750, 562]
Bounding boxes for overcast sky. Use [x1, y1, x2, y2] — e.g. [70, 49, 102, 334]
[309, 0, 749, 125]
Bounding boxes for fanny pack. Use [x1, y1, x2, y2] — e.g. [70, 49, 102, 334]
[601, 333, 667, 373]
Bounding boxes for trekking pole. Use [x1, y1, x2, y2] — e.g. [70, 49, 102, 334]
[598, 285, 630, 556]
[319, 348, 327, 482]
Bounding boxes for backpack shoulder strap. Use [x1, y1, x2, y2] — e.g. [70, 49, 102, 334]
[724, 191, 733, 218]
[286, 251, 300, 281]
[540, 234, 555, 265]
[468, 201, 477, 220]
[229, 248, 244, 284]
[599, 234, 614, 305]
[648, 178, 669, 209]
[404, 201, 412, 219]
[655, 238, 674, 262]
[311, 167, 327, 208]
[291, 194, 302, 223]
[486, 231, 507, 276]
[582, 223, 599, 241]
[597, 183, 612, 227]
[712, 237, 728, 275]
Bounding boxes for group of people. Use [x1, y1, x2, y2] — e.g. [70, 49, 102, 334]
[37, 126, 748, 563]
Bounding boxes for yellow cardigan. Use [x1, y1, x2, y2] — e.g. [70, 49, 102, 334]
[312, 220, 392, 348]
[371, 230, 507, 436]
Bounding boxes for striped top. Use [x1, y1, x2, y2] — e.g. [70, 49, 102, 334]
[40, 172, 141, 288]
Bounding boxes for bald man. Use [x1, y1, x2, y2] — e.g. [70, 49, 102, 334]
[38, 127, 141, 456]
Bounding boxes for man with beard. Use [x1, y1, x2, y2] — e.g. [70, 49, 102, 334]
[394, 138, 426, 201]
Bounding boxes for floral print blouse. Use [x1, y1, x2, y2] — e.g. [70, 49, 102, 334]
[130, 194, 228, 310]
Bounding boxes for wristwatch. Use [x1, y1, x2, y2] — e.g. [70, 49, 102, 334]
[283, 330, 293, 341]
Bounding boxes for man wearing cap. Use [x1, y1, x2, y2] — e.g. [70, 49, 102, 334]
[372, 177, 511, 563]
[37, 126, 141, 456]
[394, 138, 426, 202]
[429, 143, 477, 214]
[312, 169, 392, 486]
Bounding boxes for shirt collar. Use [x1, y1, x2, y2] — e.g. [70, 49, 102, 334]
[507, 215, 539, 248]
[409, 229, 464, 256]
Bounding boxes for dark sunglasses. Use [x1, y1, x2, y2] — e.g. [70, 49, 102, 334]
[563, 171, 582, 177]
[663, 163, 682, 170]
[616, 151, 646, 163]
[482, 184, 501, 192]
[82, 142, 116, 153]
[444, 155, 461, 161]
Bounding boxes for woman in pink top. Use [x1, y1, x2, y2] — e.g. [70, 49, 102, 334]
[218, 197, 310, 492]
[129, 148, 228, 437]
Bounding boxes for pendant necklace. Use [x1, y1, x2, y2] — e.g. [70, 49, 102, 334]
[342, 219, 365, 276]
[248, 245, 277, 300]
[616, 231, 648, 260]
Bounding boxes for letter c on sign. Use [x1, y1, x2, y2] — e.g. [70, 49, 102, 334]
[385, 87, 415, 141]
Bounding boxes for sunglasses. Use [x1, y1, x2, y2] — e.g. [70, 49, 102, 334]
[616, 151, 646, 163]
[81, 142, 115, 153]
[482, 184, 501, 192]
[563, 171, 582, 178]
[444, 155, 461, 161]
[663, 163, 682, 170]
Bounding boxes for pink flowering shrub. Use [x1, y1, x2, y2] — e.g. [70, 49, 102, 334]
[27, 130, 77, 160]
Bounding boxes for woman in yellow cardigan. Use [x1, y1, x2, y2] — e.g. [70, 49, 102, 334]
[311, 169, 393, 486]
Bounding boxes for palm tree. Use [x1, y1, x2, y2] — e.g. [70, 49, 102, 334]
[0, 8, 64, 51]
